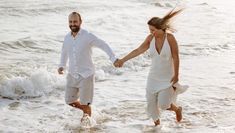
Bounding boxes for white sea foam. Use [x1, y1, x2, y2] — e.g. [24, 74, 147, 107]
[0, 0, 235, 132]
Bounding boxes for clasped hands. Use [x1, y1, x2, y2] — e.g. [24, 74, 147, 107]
[113, 59, 124, 68]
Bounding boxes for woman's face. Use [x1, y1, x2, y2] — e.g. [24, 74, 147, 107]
[148, 25, 162, 36]
[148, 25, 156, 35]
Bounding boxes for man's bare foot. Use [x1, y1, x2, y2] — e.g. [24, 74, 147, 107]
[80, 113, 92, 128]
[83, 105, 91, 116]
[69, 102, 92, 116]
[154, 119, 160, 126]
[176, 106, 182, 122]
[80, 113, 97, 128]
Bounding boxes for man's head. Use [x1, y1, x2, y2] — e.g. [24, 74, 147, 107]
[68, 12, 82, 33]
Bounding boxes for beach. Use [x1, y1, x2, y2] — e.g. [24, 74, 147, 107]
[0, 0, 235, 132]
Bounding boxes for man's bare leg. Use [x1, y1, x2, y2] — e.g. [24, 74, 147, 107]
[167, 103, 182, 122]
[69, 101, 91, 116]
[154, 119, 160, 126]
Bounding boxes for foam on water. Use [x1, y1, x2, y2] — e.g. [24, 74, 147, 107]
[0, 69, 65, 99]
[1, 0, 235, 132]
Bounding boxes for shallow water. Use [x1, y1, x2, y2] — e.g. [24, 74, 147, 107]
[0, 0, 235, 132]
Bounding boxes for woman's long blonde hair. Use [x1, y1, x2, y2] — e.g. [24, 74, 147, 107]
[147, 8, 183, 32]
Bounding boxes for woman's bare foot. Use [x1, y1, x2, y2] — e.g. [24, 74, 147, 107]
[167, 104, 182, 122]
[176, 106, 182, 122]
[154, 119, 160, 126]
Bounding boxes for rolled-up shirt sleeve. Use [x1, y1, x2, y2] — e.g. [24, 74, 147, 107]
[59, 40, 68, 69]
[89, 33, 117, 63]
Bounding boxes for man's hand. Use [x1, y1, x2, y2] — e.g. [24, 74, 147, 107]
[114, 59, 124, 68]
[58, 67, 64, 74]
[113, 59, 120, 67]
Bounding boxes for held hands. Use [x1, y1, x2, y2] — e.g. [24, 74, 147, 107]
[113, 59, 124, 68]
[58, 67, 64, 74]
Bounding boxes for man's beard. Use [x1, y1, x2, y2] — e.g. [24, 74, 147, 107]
[70, 25, 80, 33]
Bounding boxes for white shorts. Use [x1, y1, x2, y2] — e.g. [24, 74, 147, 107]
[65, 74, 94, 105]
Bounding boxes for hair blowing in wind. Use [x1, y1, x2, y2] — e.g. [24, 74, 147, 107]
[148, 8, 183, 32]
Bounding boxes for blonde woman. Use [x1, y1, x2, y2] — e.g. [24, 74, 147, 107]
[115, 9, 186, 125]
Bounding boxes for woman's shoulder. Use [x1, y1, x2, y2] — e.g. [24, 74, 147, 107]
[166, 32, 175, 39]
[166, 32, 178, 50]
[166, 32, 177, 43]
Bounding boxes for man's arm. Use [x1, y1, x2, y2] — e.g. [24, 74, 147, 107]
[89, 33, 117, 63]
[58, 41, 68, 74]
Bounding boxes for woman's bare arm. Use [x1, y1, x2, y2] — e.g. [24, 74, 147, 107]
[168, 33, 180, 83]
[121, 34, 153, 62]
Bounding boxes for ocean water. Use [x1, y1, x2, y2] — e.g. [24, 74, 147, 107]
[0, 0, 235, 132]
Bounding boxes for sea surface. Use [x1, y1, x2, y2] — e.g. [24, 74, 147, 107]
[0, 0, 235, 132]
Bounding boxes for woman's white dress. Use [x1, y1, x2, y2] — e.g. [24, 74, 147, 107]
[146, 34, 181, 121]
[147, 34, 174, 93]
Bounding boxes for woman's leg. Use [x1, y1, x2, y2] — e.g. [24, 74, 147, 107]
[146, 91, 161, 125]
[167, 103, 182, 122]
[158, 87, 182, 122]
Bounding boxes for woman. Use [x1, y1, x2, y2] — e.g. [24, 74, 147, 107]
[115, 9, 185, 125]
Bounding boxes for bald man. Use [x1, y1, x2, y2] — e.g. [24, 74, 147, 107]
[58, 12, 118, 118]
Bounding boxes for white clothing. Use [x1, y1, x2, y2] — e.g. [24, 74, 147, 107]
[146, 87, 177, 121]
[146, 34, 178, 121]
[65, 74, 94, 105]
[59, 29, 117, 79]
[147, 34, 173, 94]
[173, 82, 189, 94]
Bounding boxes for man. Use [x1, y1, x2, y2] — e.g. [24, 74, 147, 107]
[58, 12, 117, 118]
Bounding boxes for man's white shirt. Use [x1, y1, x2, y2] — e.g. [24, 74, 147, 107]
[59, 29, 117, 79]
